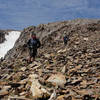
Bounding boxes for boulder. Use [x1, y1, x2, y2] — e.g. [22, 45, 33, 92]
[47, 73, 66, 87]
[29, 74, 50, 99]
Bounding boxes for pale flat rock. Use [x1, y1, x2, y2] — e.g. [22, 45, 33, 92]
[19, 78, 28, 84]
[29, 74, 50, 99]
[47, 73, 66, 87]
[44, 54, 51, 58]
[75, 89, 94, 96]
[57, 48, 67, 53]
[2, 86, 11, 91]
[61, 66, 66, 73]
[83, 37, 88, 41]
[8, 96, 30, 100]
[20, 67, 27, 71]
[0, 90, 9, 97]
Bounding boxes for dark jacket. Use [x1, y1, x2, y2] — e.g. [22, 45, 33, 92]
[63, 35, 69, 44]
[27, 38, 41, 50]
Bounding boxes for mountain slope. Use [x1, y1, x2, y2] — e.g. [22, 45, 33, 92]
[0, 19, 100, 100]
[0, 30, 7, 43]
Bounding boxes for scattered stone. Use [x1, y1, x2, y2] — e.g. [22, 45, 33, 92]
[0, 90, 9, 98]
[44, 54, 51, 58]
[8, 96, 30, 100]
[29, 74, 50, 99]
[21, 67, 27, 71]
[83, 37, 88, 41]
[0, 19, 100, 99]
[47, 73, 66, 87]
[48, 89, 56, 100]
[56, 95, 66, 100]
[61, 66, 66, 73]
[3, 86, 11, 91]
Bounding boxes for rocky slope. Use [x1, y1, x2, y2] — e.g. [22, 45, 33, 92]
[0, 30, 16, 44]
[0, 19, 100, 100]
[0, 30, 8, 43]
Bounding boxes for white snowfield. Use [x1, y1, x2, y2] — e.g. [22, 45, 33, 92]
[0, 31, 21, 58]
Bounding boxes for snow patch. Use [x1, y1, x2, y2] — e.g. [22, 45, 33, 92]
[0, 31, 21, 58]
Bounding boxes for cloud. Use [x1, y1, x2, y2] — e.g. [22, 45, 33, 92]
[0, 0, 100, 30]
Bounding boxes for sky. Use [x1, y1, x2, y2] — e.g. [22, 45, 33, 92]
[0, 0, 100, 30]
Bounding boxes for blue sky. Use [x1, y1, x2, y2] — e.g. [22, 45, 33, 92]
[0, 0, 100, 30]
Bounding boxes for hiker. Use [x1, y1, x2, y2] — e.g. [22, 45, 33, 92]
[63, 35, 69, 45]
[27, 32, 41, 62]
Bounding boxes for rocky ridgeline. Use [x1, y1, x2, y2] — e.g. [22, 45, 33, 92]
[0, 30, 16, 44]
[0, 19, 100, 100]
[0, 30, 8, 43]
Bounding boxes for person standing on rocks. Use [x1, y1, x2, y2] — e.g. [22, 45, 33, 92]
[63, 35, 69, 45]
[27, 32, 41, 63]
